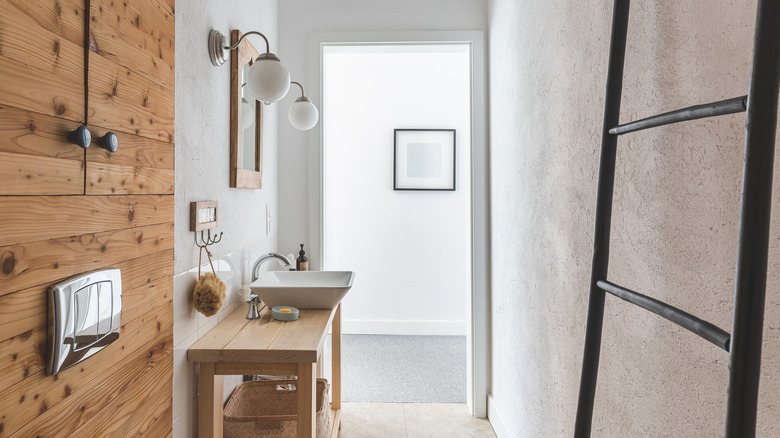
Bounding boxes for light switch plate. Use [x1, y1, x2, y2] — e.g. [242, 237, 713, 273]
[266, 203, 271, 235]
[190, 201, 218, 231]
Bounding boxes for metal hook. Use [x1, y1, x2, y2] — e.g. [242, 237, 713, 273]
[194, 228, 224, 249]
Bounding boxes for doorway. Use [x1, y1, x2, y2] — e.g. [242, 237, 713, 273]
[320, 40, 483, 412]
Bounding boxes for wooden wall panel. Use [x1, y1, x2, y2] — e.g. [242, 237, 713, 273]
[1, 0, 175, 435]
[145, 406, 175, 438]
[0, 250, 173, 395]
[86, 126, 175, 195]
[0, 56, 84, 124]
[86, 128, 174, 169]
[5, 0, 85, 47]
[0, 284, 172, 424]
[86, 163, 175, 195]
[157, 0, 175, 20]
[0, 0, 84, 124]
[121, 274, 173, 326]
[0, 250, 173, 362]
[2, 304, 173, 437]
[0, 106, 85, 161]
[87, 50, 174, 143]
[0, 195, 174, 247]
[0, 285, 47, 349]
[0, 0, 83, 83]
[89, 0, 175, 90]
[0, 0, 86, 194]
[70, 355, 174, 437]
[0, 222, 173, 297]
[0, 328, 46, 395]
[0, 152, 84, 195]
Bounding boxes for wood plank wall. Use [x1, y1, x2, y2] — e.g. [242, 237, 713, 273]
[0, 0, 175, 436]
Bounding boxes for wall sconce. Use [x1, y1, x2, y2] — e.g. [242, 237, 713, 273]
[288, 81, 319, 131]
[209, 30, 290, 103]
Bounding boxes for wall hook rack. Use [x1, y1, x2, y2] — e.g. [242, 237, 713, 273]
[190, 201, 221, 250]
[194, 228, 223, 250]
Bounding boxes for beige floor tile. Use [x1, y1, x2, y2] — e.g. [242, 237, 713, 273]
[404, 403, 497, 438]
[338, 403, 408, 438]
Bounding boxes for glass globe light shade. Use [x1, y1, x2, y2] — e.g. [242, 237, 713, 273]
[240, 98, 255, 130]
[246, 54, 290, 103]
[288, 97, 319, 131]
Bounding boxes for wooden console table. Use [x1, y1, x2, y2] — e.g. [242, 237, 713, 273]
[188, 303, 342, 438]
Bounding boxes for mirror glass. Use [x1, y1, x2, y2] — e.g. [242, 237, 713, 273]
[241, 63, 256, 170]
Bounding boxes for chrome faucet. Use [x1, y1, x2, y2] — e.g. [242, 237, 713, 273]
[245, 294, 261, 319]
[251, 252, 293, 282]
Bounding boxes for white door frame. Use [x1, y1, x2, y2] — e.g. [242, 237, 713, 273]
[308, 31, 489, 417]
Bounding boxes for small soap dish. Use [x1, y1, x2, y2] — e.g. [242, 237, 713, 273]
[272, 306, 299, 321]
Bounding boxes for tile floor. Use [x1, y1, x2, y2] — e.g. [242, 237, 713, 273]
[337, 403, 497, 438]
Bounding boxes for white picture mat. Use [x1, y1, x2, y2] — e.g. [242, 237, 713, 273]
[395, 130, 455, 190]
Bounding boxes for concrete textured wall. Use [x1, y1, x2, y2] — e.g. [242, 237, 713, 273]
[172, 1, 280, 436]
[488, 0, 780, 436]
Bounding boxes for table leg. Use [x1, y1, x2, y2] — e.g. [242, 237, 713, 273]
[332, 303, 342, 411]
[297, 362, 317, 438]
[197, 362, 224, 437]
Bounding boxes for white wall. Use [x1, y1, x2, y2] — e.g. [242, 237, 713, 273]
[323, 46, 471, 335]
[172, 1, 280, 436]
[278, 0, 489, 417]
[487, 0, 780, 436]
[277, 0, 487, 268]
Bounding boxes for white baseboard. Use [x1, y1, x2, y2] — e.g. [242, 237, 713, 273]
[488, 393, 515, 438]
[342, 319, 467, 336]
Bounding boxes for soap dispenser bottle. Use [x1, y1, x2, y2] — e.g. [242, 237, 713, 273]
[296, 244, 309, 271]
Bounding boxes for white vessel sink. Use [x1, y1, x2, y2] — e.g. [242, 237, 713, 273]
[249, 271, 355, 310]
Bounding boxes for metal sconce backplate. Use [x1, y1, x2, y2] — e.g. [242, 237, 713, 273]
[209, 30, 229, 66]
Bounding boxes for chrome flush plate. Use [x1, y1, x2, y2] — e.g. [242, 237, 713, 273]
[48, 268, 122, 375]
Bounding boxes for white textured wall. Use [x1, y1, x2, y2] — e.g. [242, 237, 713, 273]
[172, 1, 280, 436]
[277, 0, 487, 268]
[488, 0, 780, 436]
[323, 46, 471, 335]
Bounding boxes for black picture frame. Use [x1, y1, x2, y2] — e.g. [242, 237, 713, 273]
[393, 129, 456, 191]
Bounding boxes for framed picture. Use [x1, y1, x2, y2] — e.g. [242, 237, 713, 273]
[394, 129, 456, 191]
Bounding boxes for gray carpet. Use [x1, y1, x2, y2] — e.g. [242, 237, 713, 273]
[324, 334, 466, 403]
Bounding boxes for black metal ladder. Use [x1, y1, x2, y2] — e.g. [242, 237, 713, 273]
[574, 0, 780, 437]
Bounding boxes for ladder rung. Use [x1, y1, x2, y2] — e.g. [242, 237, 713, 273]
[597, 280, 730, 351]
[609, 95, 747, 135]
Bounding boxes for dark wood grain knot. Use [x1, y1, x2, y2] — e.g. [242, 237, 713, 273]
[1, 252, 16, 275]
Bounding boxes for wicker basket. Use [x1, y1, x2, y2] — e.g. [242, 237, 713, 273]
[224, 378, 330, 438]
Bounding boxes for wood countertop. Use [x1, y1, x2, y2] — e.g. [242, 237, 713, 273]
[188, 304, 338, 364]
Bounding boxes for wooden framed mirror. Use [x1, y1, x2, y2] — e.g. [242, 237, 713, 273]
[230, 29, 264, 189]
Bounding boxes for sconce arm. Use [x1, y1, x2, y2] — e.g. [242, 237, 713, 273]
[224, 31, 271, 54]
[290, 81, 306, 98]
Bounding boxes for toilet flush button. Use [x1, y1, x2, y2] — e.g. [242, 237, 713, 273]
[48, 268, 122, 375]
